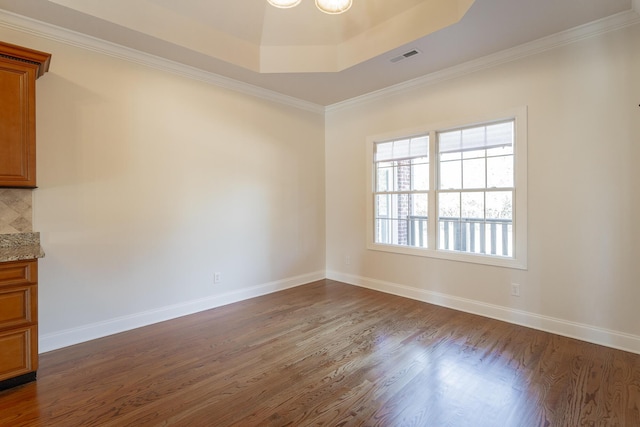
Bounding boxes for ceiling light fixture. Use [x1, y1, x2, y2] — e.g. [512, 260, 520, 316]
[267, 0, 302, 8]
[315, 0, 352, 14]
[268, 0, 352, 14]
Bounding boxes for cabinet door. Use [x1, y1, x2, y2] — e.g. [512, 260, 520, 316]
[0, 285, 37, 329]
[0, 59, 37, 188]
[0, 326, 37, 381]
[0, 260, 38, 382]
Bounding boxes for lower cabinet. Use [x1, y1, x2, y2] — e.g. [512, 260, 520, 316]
[0, 259, 38, 390]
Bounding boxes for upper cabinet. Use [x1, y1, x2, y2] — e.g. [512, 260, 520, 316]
[0, 41, 51, 188]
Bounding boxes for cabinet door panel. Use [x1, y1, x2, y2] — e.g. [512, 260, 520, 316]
[0, 286, 36, 329]
[0, 260, 37, 285]
[0, 61, 37, 187]
[0, 326, 36, 381]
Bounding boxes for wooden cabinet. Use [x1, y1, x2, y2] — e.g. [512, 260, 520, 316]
[0, 41, 51, 188]
[0, 259, 38, 390]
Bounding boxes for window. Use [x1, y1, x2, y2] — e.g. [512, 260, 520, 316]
[366, 108, 527, 269]
[373, 135, 429, 248]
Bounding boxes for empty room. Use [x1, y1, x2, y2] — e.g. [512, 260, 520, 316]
[0, 0, 639, 425]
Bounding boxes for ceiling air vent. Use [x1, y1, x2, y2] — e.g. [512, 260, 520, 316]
[390, 49, 422, 63]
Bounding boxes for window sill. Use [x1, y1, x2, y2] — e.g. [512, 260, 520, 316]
[367, 242, 527, 270]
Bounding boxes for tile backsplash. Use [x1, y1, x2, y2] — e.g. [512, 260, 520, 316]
[0, 188, 33, 233]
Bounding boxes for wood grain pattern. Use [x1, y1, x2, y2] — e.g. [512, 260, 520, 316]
[0, 42, 50, 188]
[1, 280, 638, 426]
[0, 260, 38, 386]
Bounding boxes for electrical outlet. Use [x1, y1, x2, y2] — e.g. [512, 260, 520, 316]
[214, 272, 221, 284]
[511, 283, 521, 297]
[345, 256, 351, 265]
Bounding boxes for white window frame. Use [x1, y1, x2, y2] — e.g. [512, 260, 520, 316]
[366, 107, 528, 269]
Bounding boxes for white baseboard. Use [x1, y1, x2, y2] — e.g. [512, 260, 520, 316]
[39, 270, 326, 353]
[41, 270, 640, 355]
[327, 271, 640, 355]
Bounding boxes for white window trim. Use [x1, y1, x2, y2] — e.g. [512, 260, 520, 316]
[366, 106, 528, 270]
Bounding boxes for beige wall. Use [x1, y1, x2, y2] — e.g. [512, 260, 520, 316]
[326, 24, 640, 349]
[0, 26, 326, 349]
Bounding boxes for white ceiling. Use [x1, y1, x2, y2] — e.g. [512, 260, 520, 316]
[0, 0, 634, 106]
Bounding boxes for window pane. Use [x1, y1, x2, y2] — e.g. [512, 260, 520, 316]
[440, 160, 461, 189]
[375, 142, 393, 162]
[440, 120, 514, 154]
[486, 121, 513, 148]
[395, 161, 411, 192]
[483, 222, 513, 257]
[440, 152, 461, 161]
[461, 192, 484, 219]
[462, 158, 485, 189]
[375, 193, 428, 247]
[376, 193, 416, 220]
[375, 194, 391, 218]
[439, 192, 460, 219]
[407, 215, 428, 248]
[487, 155, 513, 188]
[376, 165, 393, 192]
[376, 215, 400, 244]
[412, 159, 429, 191]
[410, 136, 429, 158]
[463, 149, 485, 159]
[411, 193, 428, 217]
[462, 126, 486, 149]
[394, 139, 411, 159]
[409, 193, 428, 248]
[376, 135, 429, 162]
[439, 130, 461, 153]
[486, 191, 512, 220]
[487, 145, 513, 157]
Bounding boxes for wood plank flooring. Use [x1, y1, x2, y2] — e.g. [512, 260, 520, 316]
[1, 279, 639, 426]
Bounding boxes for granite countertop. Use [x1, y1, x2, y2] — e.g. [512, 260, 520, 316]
[0, 232, 45, 263]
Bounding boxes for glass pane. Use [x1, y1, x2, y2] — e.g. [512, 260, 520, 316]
[462, 158, 485, 189]
[463, 149, 485, 159]
[439, 192, 460, 219]
[376, 166, 393, 192]
[394, 139, 411, 159]
[375, 142, 393, 162]
[461, 192, 484, 219]
[440, 160, 461, 189]
[375, 194, 391, 218]
[486, 121, 513, 148]
[439, 130, 461, 153]
[411, 193, 428, 217]
[440, 152, 461, 161]
[462, 126, 485, 149]
[486, 191, 512, 220]
[396, 161, 412, 192]
[377, 193, 416, 220]
[487, 155, 513, 188]
[407, 215, 428, 248]
[410, 136, 429, 158]
[397, 193, 410, 220]
[438, 218, 460, 251]
[412, 159, 429, 191]
[375, 197, 428, 247]
[375, 219, 397, 245]
[483, 222, 513, 257]
[487, 145, 513, 157]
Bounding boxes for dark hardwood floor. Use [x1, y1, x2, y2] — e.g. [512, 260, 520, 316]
[1, 279, 639, 426]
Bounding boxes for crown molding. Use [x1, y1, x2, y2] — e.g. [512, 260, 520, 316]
[0, 7, 637, 116]
[326, 9, 640, 113]
[0, 9, 325, 115]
